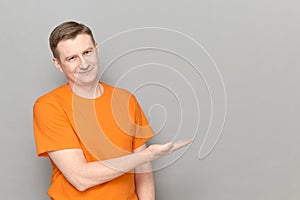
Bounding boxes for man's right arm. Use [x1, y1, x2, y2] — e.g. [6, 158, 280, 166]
[48, 139, 192, 191]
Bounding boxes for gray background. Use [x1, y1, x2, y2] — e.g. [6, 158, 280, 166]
[0, 0, 299, 199]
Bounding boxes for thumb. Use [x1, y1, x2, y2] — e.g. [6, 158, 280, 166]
[161, 142, 174, 152]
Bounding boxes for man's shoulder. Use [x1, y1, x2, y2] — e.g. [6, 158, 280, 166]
[102, 82, 134, 99]
[100, 82, 132, 95]
[34, 84, 69, 106]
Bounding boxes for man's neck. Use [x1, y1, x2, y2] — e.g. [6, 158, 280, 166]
[69, 81, 102, 99]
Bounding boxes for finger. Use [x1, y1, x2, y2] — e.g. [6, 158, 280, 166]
[172, 139, 193, 150]
[174, 138, 193, 145]
[161, 142, 174, 152]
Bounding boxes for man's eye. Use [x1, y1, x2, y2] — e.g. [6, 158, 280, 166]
[84, 50, 92, 56]
[68, 56, 76, 62]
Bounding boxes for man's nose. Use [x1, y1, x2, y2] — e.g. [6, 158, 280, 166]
[79, 57, 90, 70]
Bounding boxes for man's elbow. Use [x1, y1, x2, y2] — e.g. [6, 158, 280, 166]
[67, 175, 90, 192]
[70, 174, 109, 192]
[75, 185, 87, 192]
[74, 181, 88, 192]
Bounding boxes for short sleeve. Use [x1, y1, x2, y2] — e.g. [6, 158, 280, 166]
[33, 99, 81, 157]
[130, 95, 155, 150]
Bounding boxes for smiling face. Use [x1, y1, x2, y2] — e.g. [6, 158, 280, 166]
[53, 34, 100, 88]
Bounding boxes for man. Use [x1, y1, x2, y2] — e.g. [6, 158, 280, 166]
[33, 21, 192, 200]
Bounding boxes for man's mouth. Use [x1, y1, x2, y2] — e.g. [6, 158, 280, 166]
[78, 67, 94, 74]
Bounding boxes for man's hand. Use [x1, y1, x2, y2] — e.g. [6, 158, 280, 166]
[142, 139, 193, 161]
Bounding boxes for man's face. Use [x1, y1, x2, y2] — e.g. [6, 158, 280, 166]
[53, 34, 99, 87]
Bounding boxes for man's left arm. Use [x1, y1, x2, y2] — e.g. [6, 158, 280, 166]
[134, 144, 155, 200]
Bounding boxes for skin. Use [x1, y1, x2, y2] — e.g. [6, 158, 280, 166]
[53, 34, 101, 98]
[49, 33, 192, 199]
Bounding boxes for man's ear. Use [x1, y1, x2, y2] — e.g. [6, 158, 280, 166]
[53, 57, 63, 73]
[95, 43, 99, 53]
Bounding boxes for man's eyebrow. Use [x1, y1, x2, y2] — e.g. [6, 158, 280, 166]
[64, 54, 77, 61]
[82, 47, 94, 52]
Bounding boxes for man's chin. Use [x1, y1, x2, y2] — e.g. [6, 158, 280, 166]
[73, 78, 99, 86]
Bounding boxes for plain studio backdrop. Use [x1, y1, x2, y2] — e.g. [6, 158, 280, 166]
[0, 0, 299, 199]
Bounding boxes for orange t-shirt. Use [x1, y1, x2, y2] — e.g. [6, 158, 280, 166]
[33, 82, 154, 200]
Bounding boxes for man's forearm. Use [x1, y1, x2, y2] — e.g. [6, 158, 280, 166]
[71, 151, 153, 191]
[135, 162, 155, 200]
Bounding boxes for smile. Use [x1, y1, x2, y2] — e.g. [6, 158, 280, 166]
[78, 67, 95, 74]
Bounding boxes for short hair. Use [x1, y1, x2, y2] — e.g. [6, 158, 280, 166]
[49, 21, 96, 58]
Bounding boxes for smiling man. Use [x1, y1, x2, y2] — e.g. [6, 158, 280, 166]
[33, 21, 192, 200]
